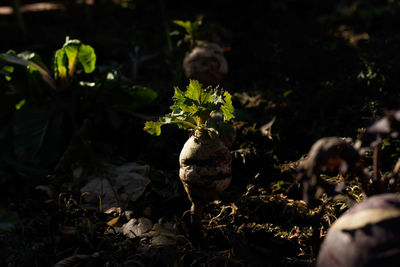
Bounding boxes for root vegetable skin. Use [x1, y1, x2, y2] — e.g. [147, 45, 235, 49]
[179, 131, 232, 207]
[183, 42, 228, 86]
[317, 194, 400, 267]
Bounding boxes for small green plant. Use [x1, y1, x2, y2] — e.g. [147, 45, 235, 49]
[0, 36, 96, 93]
[172, 15, 205, 48]
[0, 37, 157, 177]
[144, 79, 234, 137]
[145, 80, 234, 231]
[53, 37, 96, 89]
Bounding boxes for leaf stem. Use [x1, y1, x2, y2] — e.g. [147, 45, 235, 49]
[175, 120, 197, 129]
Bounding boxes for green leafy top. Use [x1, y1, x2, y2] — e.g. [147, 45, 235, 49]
[0, 37, 96, 91]
[53, 37, 96, 88]
[144, 80, 235, 136]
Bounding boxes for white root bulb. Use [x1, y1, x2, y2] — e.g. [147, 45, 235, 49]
[183, 42, 228, 86]
[179, 131, 231, 227]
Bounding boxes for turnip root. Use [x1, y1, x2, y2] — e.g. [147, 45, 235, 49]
[317, 193, 400, 267]
[183, 42, 228, 86]
[296, 137, 366, 206]
[144, 80, 235, 231]
[179, 130, 232, 228]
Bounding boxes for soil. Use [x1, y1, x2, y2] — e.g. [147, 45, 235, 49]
[1, 0, 400, 266]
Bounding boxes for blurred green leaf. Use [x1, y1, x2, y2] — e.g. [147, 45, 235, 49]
[14, 99, 25, 110]
[173, 20, 192, 34]
[13, 105, 65, 168]
[122, 85, 158, 110]
[0, 52, 56, 90]
[0, 208, 19, 232]
[17, 51, 50, 73]
[1, 65, 14, 81]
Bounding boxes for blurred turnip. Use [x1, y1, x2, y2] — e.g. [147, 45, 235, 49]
[317, 193, 400, 267]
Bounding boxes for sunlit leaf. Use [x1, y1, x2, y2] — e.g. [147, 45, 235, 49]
[144, 80, 235, 136]
[144, 121, 162, 136]
[53, 37, 96, 87]
[221, 92, 235, 121]
[15, 99, 25, 110]
[185, 79, 202, 103]
[54, 49, 68, 82]
[1, 65, 14, 81]
[77, 44, 96, 73]
[173, 20, 192, 34]
[64, 44, 79, 77]
[172, 87, 186, 111]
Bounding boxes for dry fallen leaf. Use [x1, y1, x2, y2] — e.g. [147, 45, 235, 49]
[141, 221, 179, 247]
[121, 217, 153, 238]
[107, 216, 120, 226]
[80, 162, 151, 211]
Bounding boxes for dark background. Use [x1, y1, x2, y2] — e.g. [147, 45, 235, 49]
[1, 0, 400, 266]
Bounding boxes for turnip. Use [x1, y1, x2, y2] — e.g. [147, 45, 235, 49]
[317, 193, 400, 267]
[296, 137, 366, 206]
[183, 41, 228, 86]
[144, 80, 235, 229]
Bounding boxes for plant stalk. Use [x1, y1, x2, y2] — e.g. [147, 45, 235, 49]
[12, 0, 26, 34]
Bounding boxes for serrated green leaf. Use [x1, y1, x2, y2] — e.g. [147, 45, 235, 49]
[185, 80, 202, 103]
[199, 86, 213, 105]
[211, 91, 224, 105]
[221, 92, 235, 121]
[187, 104, 199, 114]
[144, 80, 235, 137]
[144, 121, 162, 136]
[172, 87, 186, 111]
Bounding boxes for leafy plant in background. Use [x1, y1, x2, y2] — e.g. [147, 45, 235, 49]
[0, 37, 157, 177]
[172, 15, 205, 49]
[297, 110, 400, 207]
[145, 80, 234, 231]
[54, 38, 96, 89]
[171, 16, 229, 86]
